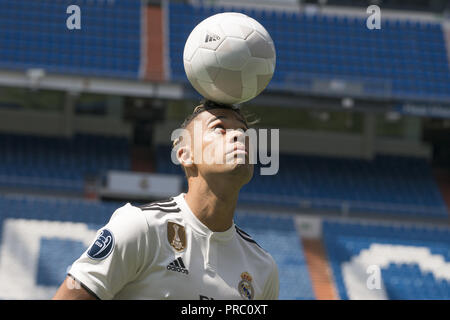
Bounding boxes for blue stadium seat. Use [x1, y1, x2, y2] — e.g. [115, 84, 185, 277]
[0, 194, 314, 300]
[167, 2, 450, 101]
[0, 0, 141, 78]
[322, 220, 450, 300]
[0, 133, 130, 192]
[156, 144, 448, 218]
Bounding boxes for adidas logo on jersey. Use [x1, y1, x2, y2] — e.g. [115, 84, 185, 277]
[204, 33, 220, 43]
[167, 257, 189, 275]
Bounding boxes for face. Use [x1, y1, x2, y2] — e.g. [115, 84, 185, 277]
[178, 108, 254, 186]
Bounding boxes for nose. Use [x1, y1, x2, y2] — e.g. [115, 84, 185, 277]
[226, 128, 246, 144]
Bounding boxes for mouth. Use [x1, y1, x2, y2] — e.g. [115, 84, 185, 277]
[226, 144, 248, 155]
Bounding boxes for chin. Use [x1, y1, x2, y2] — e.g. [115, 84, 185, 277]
[226, 162, 254, 185]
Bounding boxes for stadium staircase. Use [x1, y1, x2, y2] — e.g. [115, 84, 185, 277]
[145, 4, 165, 81]
[433, 168, 450, 216]
[322, 220, 450, 299]
[302, 238, 337, 300]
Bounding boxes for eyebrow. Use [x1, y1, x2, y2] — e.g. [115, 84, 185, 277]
[207, 115, 248, 129]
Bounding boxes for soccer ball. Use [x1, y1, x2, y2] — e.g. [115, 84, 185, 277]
[183, 12, 276, 105]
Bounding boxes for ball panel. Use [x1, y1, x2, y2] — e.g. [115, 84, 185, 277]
[241, 86, 257, 102]
[197, 48, 221, 81]
[195, 79, 219, 102]
[206, 65, 221, 82]
[216, 37, 250, 71]
[241, 57, 270, 95]
[183, 30, 200, 62]
[267, 56, 276, 74]
[199, 23, 226, 51]
[206, 82, 240, 104]
[246, 32, 276, 59]
[256, 73, 273, 95]
[243, 56, 271, 76]
[239, 24, 254, 40]
[246, 17, 273, 43]
[214, 68, 243, 100]
[189, 50, 211, 82]
[219, 15, 253, 39]
[185, 62, 214, 100]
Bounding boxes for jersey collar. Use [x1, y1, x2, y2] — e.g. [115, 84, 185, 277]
[174, 193, 235, 242]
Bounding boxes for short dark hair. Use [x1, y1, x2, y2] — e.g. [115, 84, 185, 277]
[179, 100, 246, 130]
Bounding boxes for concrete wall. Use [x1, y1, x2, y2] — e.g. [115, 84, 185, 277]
[154, 120, 432, 159]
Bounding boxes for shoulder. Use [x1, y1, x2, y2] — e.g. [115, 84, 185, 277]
[234, 224, 275, 266]
[138, 197, 181, 214]
[106, 197, 180, 237]
[105, 197, 183, 249]
[136, 197, 183, 226]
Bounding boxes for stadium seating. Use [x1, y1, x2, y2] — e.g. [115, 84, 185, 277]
[322, 220, 450, 299]
[0, 194, 314, 299]
[156, 145, 448, 218]
[0, 133, 130, 192]
[235, 212, 315, 299]
[0, 0, 141, 78]
[168, 2, 450, 101]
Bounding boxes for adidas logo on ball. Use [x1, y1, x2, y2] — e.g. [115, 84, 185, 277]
[205, 33, 220, 43]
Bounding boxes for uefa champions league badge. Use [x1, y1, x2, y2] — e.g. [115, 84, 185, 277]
[238, 272, 254, 300]
[87, 229, 115, 260]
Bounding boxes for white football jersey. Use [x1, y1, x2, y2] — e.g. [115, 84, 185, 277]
[68, 193, 279, 300]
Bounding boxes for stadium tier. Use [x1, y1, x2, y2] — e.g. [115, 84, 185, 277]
[0, 133, 130, 192]
[322, 220, 450, 299]
[168, 2, 450, 101]
[235, 212, 314, 299]
[0, 0, 141, 78]
[0, 194, 313, 299]
[156, 145, 448, 218]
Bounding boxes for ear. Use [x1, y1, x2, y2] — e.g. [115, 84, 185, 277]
[177, 146, 194, 168]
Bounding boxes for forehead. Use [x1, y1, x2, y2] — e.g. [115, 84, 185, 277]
[194, 108, 247, 126]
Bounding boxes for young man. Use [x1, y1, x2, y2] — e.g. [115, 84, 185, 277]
[53, 101, 279, 300]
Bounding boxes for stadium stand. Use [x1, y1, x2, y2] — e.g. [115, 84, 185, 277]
[235, 212, 315, 299]
[168, 2, 450, 101]
[0, 0, 141, 78]
[156, 145, 448, 218]
[322, 220, 450, 299]
[0, 133, 130, 192]
[0, 0, 449, 301]
[0, 194, 314, 299]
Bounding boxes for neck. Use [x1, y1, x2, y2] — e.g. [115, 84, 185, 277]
[184, 176, 241, 232]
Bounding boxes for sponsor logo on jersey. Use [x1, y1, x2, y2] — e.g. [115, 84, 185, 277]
[167, 221, 186, 252]
[166, 257, 189, 275]
[238, 272, 254, 300]
[87, 228, 114, 260]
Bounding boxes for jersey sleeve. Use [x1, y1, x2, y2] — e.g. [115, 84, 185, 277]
[68, 203, 155, 300]
[262, 257, 280, 300]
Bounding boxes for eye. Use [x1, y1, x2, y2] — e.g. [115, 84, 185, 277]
[213, 124, 226, 134]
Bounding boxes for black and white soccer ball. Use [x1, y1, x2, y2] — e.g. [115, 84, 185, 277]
[183, 12, 276, 105]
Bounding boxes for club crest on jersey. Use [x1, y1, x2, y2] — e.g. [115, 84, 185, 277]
[167, 222, 186, 252]
[87, 229, 114, 260]
[238, 272, 254, 300]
